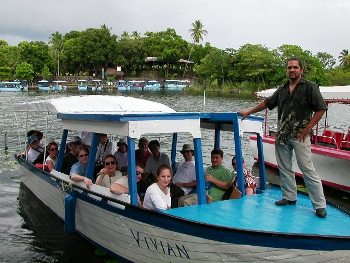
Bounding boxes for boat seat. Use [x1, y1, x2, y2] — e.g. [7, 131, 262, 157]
[314, 129, 339, 148]
[341, 131, 350, 150]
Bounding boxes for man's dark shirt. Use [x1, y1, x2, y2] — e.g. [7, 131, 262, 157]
[264, 78, 327, 144]
[61, 152, 78, 175]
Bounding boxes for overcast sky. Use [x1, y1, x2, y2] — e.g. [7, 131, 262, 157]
[1, 0, 349, 60]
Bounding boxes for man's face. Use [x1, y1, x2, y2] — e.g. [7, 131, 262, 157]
[211, 153, 223, 168]
[287, 60, 303, 81]
[182, 150, 193, 161]
[100, 135, 108, 144]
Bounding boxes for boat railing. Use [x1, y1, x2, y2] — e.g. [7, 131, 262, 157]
[313, 128, 344, 149]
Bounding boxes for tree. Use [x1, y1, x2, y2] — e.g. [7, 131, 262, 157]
[339, 49, 350, 67]
[0, 66, 13, 80]
[15, 62, 34, 81]
[49, 32, 64, 76]
[183, 20, 208, 78]
[40, 64, 52, 79]
[316, 52, 336, 69]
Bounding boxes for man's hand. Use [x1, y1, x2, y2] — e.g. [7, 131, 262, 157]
[297, 126, 312, 142]
[237, 110, 250, 120]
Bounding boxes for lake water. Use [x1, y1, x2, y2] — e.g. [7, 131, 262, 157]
[0, 90, 349, 262]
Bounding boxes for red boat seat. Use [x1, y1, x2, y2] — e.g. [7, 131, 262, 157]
[314, 128, 339, 148]
[341, 131, 350, 150]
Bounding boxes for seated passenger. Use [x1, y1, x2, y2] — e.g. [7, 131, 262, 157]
[70, 144, 92, 188]
[172, 144, 196, 195]
[143, 164, 172, 211]
[61, 136, 82, 175]
[178, 149, 234, 206]
[95, 134, 118, 167]
[45, 141, 59, 172]
[135, 137, 152, 168]
[95, 154, 122, 188]
[232, 156, 256, 195]
[145, 140, 171, 177]
[110, 165, 144, 195]
[26, 135, 44, 163]
[114, 139, 128, 172]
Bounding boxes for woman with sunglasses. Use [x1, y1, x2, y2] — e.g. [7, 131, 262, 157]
[70, 145, 92, 188]
[143, 164, 172, 211]
[96, 154, 122, 188]
[45, 142, 58, 172]
[110, 164, 144, 195]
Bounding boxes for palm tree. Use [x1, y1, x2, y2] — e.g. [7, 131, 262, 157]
[49, 32, 64, 76]
[183, 20, 208, 78]
[338, 49, 349, 66]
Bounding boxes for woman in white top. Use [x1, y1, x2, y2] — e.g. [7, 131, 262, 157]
[45, 142, 58, 172]
[95, 154, 122, 188]
[143, 164, 172, 211]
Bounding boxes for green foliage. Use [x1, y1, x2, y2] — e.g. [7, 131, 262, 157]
[40, 64, 52, 79]
[316, 52, 336, 69]
[15, 62, 34, 81]
[0, 66, 13, 80]
[325, 68, 350, 86]
[0, 44, 19, 68]
[189, 20, 208, 44]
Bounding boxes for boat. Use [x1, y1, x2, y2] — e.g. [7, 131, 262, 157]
[37, 80, 51, 91]
[128, 80, 145, 91]
[144, 80, 161, 91]
[91, 80, 103, 91]
[14, 95, 350, 262]
[52, 80, 67, 91]
[249, 85, 350, 192]
[164, 80, 190, 91]
[0, 81, 28, 92]
[77, 79, 88, 91]
[116, 80, 129, 91]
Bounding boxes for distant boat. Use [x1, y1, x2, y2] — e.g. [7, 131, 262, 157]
[77, 80, 88, 91]
[52, 80, 66, 91]
[0, 81, 28, 92]
[37, 80, 51, 91]
[91, 80, 103, 91]
[116, 80, 129, 91]
[128, 80, 145, 91]
[144, 80, 161, 91]
[164, 79, 190, 91]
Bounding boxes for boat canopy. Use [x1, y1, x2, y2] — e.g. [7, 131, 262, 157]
[14, 95, 201, 138]
[256, 86, 350, 103]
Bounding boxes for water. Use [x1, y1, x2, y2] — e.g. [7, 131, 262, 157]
[0, 90, 349, 262]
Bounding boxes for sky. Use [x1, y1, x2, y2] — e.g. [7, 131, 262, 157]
[1, 0, 349, 60]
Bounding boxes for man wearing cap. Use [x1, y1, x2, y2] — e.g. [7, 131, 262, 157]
[145, 140, 171, 177]
[96, 134, 117, 165]
[172, 144, 196, 195]
[26, 135, 44, 163]
[114, 139, 128, 172]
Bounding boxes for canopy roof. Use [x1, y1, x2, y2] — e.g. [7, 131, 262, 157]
[256, 85, 350, 103]
[14, 95, 201, 138]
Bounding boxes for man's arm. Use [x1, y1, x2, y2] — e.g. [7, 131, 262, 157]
[206, 174, 231, 190]
[297, 110, 326, 142]
[175, 181, 197, 188]
[238, 100, 267, 120]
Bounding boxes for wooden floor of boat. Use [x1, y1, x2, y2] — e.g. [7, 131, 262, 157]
[164, 186, 350, 237]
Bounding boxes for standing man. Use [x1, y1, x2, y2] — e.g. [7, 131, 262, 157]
[239, 58, 328, 218]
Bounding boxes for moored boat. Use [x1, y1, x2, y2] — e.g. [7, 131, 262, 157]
[37, 80, 51, 91]
[77, 79, 88, 91]
[0, 81, 28, 92]
[116, 80, 129, 91]
[164, 79, 190, 91]
[249, 85, 350, 192]
[128, 80, 145, 91]
[144, 80, 161, 91]
[52, 80, 67, 91]
[91, 79, 103, 91]
[14, 95, 350, 262]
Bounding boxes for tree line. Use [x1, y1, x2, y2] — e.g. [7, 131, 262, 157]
[1, 22, 350, 91]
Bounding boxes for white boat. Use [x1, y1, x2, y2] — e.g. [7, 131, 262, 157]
[52, 80, 67, 91]
[37, 80, 51, 91]
[144, 80, 161, 91]
[77, 79, 88, 91]
[116, 80, 129, 91]
[249, 85, 350, 192]
[0, 81, 28, 92]
[14, 95, 350, 262]
[91, 79, 103, 91]
[164, 80, 190, 91]
[128, 80, 145, 91]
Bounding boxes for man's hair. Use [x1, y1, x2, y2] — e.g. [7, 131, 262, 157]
[211, 148, 223, 158]
[286, 57, 303, 69]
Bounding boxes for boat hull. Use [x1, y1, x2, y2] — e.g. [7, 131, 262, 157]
[17, 158, 350, 262]
[250, 135, 350, 191]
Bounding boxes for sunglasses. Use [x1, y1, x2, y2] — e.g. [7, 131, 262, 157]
[79, 153, 88, 158]
[105, 161, 116, 166]
[50, 148, 58, 151]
